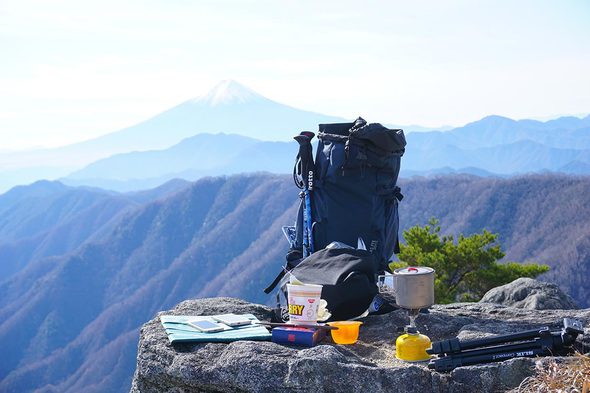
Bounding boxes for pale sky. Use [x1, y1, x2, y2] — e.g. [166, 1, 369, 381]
[1, 0, 589, 150]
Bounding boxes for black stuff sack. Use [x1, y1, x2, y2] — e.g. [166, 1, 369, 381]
[274, 247, 378, 322]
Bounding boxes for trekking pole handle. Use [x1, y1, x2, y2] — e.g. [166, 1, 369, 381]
[294, 131, 315, 143]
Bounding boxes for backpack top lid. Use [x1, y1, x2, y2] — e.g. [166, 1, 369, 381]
[350, 122, 406, 156]
[319, 117, 406, 157]
[318, 122, 355, 136]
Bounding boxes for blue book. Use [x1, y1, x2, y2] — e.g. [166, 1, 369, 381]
[271, 326, 326, 347]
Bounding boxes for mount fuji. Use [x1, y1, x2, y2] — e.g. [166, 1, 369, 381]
[94, 79, 347, 147]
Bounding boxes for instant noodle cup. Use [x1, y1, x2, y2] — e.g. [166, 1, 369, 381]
[327, 321, 363, 344]
[286, 283, 323, 325]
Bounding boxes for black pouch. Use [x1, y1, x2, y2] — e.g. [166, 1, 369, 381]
[274, 247, 378, 322]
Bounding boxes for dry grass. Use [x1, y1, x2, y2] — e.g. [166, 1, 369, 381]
[513, 353, 590, 393]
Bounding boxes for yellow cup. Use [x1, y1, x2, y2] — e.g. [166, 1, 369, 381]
[327, 321, 363, 344]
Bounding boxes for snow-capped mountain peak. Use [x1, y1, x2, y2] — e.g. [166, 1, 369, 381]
[194, 80, 262, 106]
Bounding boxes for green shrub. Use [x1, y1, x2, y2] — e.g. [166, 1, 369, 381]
[390, 218, 549, 303]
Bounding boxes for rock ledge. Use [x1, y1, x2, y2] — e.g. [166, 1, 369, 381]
[131, 297, 589, 393]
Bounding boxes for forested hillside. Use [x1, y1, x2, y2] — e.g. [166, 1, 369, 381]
[397, 174, 590, 305]
[0, 173, 588, 392]
[0, 179, 188, 281]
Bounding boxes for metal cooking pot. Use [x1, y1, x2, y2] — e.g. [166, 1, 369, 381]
[393, 266, 435, 310]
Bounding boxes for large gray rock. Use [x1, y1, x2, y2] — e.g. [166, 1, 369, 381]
[131, 297, 590, 393]
[480, 278, 579, 310]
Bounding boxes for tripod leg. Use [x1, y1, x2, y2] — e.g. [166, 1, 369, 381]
[429, 346, 549, 372]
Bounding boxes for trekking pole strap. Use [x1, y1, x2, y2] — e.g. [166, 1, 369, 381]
[264, 249, 303, 294]
[264, 270, 286, 294]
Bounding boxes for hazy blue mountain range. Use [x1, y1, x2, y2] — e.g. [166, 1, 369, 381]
[407, 114, 590, 150]
[0, 80, 346, 192]
[0, 173, 589, 392]
[0, 181, 115, 243]
[3, 79, 586, 193]
[403, 139, 590, 173]
[64, 133, 299, 191]
[0, 174, 298, 393]
[61, 113, 590, 192]
[0, 179, 189, 282]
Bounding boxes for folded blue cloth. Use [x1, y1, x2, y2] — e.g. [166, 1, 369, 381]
[160, 314, 271, 343]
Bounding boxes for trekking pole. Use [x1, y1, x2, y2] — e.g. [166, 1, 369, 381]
[293, 131, 315, 257]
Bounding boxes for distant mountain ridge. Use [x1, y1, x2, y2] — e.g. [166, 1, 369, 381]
[0, 179, 188, 282]
[67, 133, 262, 180]
[2, 79, 588, 193]
[0, 173, 589, 392]
[404, 139, 590, 173]
[61, 113, 590, 191]
[0, 80, 346, 192]
[408, 114, 590, 150]
[64, 133, 298, 190]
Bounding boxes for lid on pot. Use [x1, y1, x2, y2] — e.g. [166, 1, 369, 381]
[394, 266, 435, 275]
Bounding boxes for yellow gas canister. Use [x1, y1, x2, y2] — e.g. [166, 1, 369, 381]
[395, 326, 432, 362]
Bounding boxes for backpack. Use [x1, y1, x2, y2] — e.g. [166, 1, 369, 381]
[264, 117, 405, 320]
[308, 117, 406, 271]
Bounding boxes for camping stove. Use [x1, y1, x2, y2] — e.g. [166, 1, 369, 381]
[382, 267, 435, 362]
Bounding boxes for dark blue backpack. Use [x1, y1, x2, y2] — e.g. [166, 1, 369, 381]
[265, 118, 405, 309]
[305, 117, 405, 272]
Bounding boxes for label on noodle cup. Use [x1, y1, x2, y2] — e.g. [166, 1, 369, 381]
[286, 283, 322, 324]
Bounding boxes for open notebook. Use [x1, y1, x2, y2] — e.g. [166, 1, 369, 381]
[160, 313, 271, 343]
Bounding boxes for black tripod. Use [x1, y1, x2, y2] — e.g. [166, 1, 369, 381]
[428, 318, 585, 372]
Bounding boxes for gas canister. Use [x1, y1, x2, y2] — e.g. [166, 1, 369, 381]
[395, 326, 432, 362]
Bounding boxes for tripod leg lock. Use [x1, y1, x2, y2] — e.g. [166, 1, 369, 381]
[427, 337, 461, 355]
